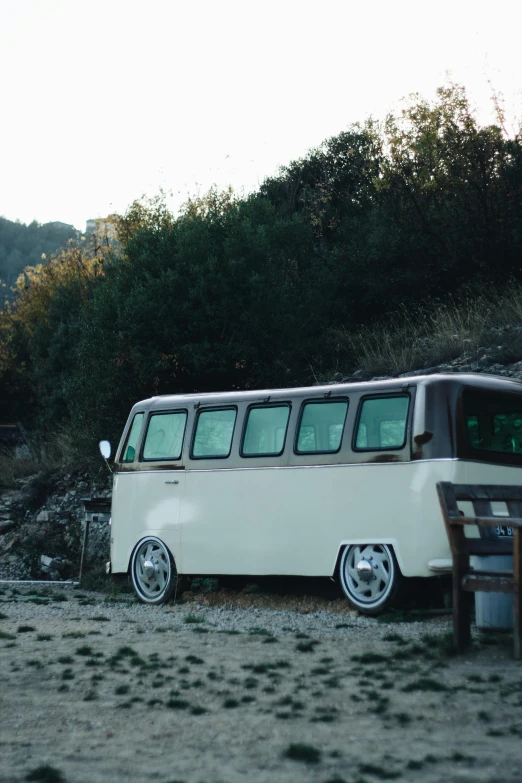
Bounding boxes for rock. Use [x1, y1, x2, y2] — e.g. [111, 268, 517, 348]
[40, 554, 66, 573]
[0, 520, 16, 534]
[37, 510, 50, 523]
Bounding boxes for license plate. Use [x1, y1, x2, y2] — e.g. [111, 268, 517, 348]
[495, 525, 514, 537]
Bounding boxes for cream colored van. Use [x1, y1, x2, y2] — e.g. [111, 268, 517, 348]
[100, 374, 522, 613]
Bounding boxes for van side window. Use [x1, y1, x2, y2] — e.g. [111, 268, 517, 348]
[242, 405, 290, 456]
[463, 389, 522, 454]
[192, 407, 237, 458]
[296, 400, 348, 454]
[142, 411, 187, 461]
[355, 395, 409, 450]
[121, 412, 144, 462]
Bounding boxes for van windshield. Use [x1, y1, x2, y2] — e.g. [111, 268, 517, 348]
[463, 387, 522, 455]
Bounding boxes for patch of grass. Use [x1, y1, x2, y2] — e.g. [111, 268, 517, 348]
[383, 633, 405, 643]
[185, 654, 204, 665]
[466, 673, 485, 683]
[358, 763, 401, 779]
[296, 641, 319, 653]
[190, 705, 207, 715]
[402, 678, 449, 693]
[224, 698, 240, 708]
[406, 759, 424, 770]
[166, 698, 190, 709]
[0, 630, 16, 640]
[283, 742, 322, 764]
[51, 593, 68, 602]
[91, 615, 110, 622]
[449, 751, 473, 763]
[36, 634, 53, 642]
[25, 764, 65, 782]
[17, 625, 36, 633]
[83, 690, 98, 701]
[183, 613, 204, 624]
[75, 645, 94, 657]
[478, 710, 491, 722]
[57, 656, 74, 664]
[61, 669, 75, 681]
[311, 666, 330, 675]
[376, 608, 414, 624]
[62, 631, 86, 639]
[249, 627, 270, 635]
[0, 611, 8, 619]
[115, 684, 130, 695]
[352, 652, 388, 664]
[116, 645, 137, 657]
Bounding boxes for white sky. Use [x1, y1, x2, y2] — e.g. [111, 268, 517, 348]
[0, 0, 521, 231]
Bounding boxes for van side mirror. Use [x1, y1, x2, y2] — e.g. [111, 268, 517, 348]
[99, 440, 112, 460]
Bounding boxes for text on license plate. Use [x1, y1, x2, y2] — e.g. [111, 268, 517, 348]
[495, 525, 514, 537]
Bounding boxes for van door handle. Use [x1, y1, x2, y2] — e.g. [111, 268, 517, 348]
[165, 480, 179, 485]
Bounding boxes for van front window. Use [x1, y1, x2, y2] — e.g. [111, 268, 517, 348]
[121, 413, 144, 462]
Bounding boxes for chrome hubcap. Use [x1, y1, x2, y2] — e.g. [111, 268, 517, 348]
[356, 558, 373, 584]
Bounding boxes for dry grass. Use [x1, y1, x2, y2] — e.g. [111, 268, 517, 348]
[0, 425, 90, 488]
[339, 284, 522, 377]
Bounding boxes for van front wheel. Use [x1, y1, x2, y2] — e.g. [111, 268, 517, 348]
[131, 536, 177, 605]
[339, 544, 399, 615]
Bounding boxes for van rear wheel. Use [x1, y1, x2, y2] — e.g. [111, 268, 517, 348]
[131, 536, 177, 605]
[339, 544, 399, 615]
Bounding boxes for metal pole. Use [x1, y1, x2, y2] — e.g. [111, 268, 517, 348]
[0, 580, 79, 585]
[78, 517, 91, 583]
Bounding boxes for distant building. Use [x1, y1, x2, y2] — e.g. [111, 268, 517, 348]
[85, 218, 118, 240]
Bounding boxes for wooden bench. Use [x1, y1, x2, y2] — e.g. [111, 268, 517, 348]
[437, 482, 522, 660]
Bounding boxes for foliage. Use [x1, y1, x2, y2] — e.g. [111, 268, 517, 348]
[0, 217, 78, 303]
[0, 83, 521, 454]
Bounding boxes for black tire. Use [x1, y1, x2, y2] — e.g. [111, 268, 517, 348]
[130, 536, 178, 605]
[339, 543, 400, 615]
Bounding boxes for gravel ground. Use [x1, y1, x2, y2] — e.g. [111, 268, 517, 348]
[1, 585, 521, 783]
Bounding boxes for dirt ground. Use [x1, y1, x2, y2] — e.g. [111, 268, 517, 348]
[1, 585, 521, 783]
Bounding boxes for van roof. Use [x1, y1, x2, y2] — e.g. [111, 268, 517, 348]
[133, 373, 522, 411]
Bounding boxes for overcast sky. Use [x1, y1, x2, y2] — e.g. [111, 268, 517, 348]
[0, 0, 520, 231]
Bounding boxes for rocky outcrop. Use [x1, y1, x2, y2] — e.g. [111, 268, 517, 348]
[0, 472, 111, 581]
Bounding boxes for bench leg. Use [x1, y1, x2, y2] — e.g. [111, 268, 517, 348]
[514, 531, 521, 660]
[454, 585, 473, 651]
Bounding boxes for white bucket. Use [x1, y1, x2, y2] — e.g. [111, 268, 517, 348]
[474, 555, 514, 630]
